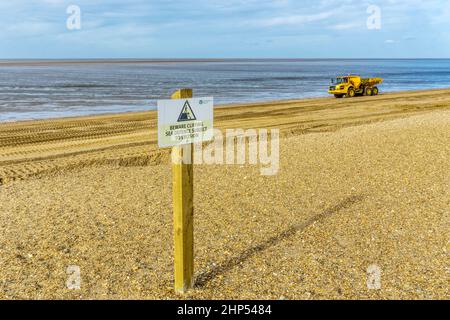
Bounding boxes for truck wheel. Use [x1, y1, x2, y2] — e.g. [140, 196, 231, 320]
[347, 88, 356, 98]
[334, 94, 344, 98]
[365, 88, 373, 96]
[373, 87, 379, 95]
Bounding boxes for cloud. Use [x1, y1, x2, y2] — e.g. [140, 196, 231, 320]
[0, 0, 449, 58]
[252, 11, 335, 27]
[330, 23, 361, 30]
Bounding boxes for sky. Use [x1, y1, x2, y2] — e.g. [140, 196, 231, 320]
[0, 0, 449, 59]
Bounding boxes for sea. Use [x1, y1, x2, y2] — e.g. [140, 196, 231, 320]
[1, 59, 450, 122]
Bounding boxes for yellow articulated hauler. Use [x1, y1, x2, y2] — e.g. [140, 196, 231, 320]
[328, 75, 383, 98]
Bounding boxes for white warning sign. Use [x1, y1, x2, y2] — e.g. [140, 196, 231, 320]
[157, 97, 214, 148]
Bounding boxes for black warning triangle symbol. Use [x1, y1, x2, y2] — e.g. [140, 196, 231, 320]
[177, 100, 197, 122]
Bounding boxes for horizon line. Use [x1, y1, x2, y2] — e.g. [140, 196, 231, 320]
[1, 57, 449, 65]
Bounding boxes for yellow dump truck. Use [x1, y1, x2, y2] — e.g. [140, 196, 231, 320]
[328, 75, 383, 98]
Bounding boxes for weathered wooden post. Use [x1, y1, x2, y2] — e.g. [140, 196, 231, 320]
[157, 89, 213, 294]
[171, 89, 194, 293]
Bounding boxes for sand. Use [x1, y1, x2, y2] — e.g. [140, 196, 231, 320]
[0, 89, 449, 299]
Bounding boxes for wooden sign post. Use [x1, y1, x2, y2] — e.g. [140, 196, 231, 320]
[171, 89, 194, 294]
[157, 89, 213, 294]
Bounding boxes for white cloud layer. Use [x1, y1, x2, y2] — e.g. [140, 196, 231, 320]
[0, 0, 448, 58]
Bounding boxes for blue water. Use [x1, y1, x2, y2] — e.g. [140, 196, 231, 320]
[1, 59, 450, 122]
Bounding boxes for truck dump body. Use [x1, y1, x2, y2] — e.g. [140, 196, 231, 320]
[361, 77, 383, 87]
